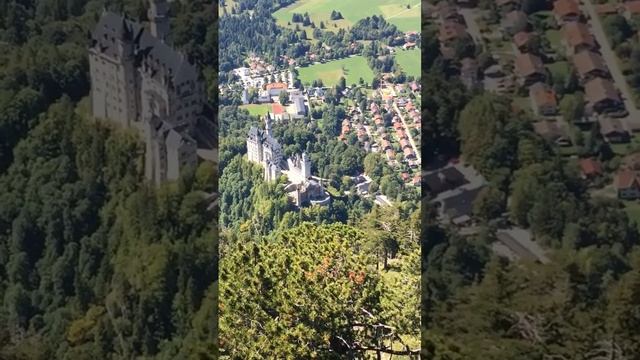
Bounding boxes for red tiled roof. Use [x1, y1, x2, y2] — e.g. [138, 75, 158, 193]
[579, 158, 602, 176]
[266, 82, 287, 90]
[272, 103, 285, 114]
[625, 1, 640, 14]
[616, 170, 639, 189]
[553, 0, 579, 18]
[513, 31, 533, 48]
[530, 83, 557, 108]
[596, 3, 618, 14]
[515, 53, 544, 77]
[563, 22, 596, 48]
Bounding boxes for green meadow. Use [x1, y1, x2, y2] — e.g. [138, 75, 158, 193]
[395, 48, 420, 77]
[240, 104, 271, 116]
[273, 0, 420, 32]
[298, 56, 375, 87]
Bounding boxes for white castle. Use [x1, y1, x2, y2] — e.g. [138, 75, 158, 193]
[88, 0, 206, 185]
[286, 152, 312, 184]
[246, 117, 283, 182]
[246, 117, 329, 207]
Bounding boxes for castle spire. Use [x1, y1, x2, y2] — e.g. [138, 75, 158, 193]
[148, 0, 170, 43]
[264, 115, 272, 137]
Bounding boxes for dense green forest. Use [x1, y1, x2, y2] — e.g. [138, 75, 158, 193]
[0, 0, 218, 358]
[422, 18, 640, 360]
[220, 212, 420, 358]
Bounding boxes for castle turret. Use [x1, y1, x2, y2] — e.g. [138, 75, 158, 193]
[301, 152, 311, 179]
[149, 0, 170, 42]
[265, 115, 272, 138]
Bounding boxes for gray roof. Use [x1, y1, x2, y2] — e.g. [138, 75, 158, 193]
[247, 126, 281, 151]
[92, 11, 198, 85]
[293, 96, 306, 114]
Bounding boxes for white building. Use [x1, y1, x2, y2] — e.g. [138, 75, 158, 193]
[247, 117, 283, 181]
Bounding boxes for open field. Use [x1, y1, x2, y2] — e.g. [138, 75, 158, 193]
[624, 200, 640, 230]
[298, 56, 375, 87]
[218, 0, 236, 15]
[273, 0, 420, 32]
[240, 104, 271, 116]
[394, 48, 420, 77]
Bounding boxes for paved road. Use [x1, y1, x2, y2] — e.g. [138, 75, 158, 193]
[582, 0, 639, 120]
[393, 102, 421, 163]
[387, 2, 421, 20]
[459, 8, 483, 45]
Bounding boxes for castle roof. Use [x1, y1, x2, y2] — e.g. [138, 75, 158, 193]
[248, 126, 281, 152]
[91, 11, 198, 85]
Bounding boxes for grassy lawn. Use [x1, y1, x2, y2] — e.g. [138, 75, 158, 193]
[545, 29, 562, 50]
[512, 96, 532, 114]
[240, 104, 271, 116]
[547, 61, 570, 79]
[624, 200, 640, 230]
[610, 135, 640, 155]
[273, 0, 420, 32]
[558, 145, 578, 156]
[394, 48, 420, 77]
[298, 56, 375, 87]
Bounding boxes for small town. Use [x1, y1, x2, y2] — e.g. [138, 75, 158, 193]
[221, 49, 421, 207]
[426, 0, 640, 262]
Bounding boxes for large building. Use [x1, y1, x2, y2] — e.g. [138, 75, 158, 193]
[88, 0, 204, 184]
[247, 117, 283, 182]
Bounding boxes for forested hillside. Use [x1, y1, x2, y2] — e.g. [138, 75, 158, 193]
[0, 0, 218, 358]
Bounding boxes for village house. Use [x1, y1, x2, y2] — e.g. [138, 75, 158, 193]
[403, 147, 416, 160]
[596, 3, 619, 16]
[622, 1, 640, 20]
[412, 175, 421, 187]
[623, 153, 640, 171]
[515, 53, 546, 86]
[553, 0, 581, 24]
[513, 31, 537, 53]
[562, 22, 597, 55]
[533, 120, 572, 146]
[615, 170, 640, 199]
[483, 64, 515, 93]
[585, 78, 625, 115]
[572, 50, 610, 84]
[425, 166, 468, 195]
[502, 10, 529, 36]
[269, 103, 289, 121]
[460, 57, 480, 90]
[385, 148, 396, 161]
[529, 82, 558, 116]
[578, 158, 603, 179]
[266, 82, 288, 97]
[599, 118, 630, 143]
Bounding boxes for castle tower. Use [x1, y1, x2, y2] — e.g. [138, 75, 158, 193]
[301, 152, 311, 179]
[149, 0, 170, 42]
[116, 18, 139, 126]
[265, 115, 272, 138]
